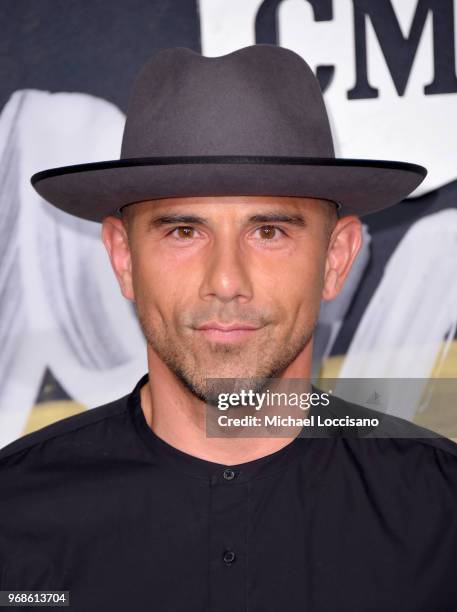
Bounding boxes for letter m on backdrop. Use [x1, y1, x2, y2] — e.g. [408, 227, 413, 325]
[348, 0, 457, 98]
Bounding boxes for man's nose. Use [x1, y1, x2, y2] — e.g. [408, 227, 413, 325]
[199, 240, 253, 303]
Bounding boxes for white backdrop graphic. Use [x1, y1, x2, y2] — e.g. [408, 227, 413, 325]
[0, 90, 147, 448]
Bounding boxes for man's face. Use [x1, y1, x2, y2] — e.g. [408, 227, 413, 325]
[102, 196, 361, 401]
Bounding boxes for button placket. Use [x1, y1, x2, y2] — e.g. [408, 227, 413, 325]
[208, 472, 248, 610]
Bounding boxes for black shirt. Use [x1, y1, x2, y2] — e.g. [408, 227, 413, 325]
[1, 373, 457, 611]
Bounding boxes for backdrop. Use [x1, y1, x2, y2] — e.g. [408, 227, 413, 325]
[1, 0, 456, 447]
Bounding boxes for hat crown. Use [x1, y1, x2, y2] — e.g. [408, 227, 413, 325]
[120, 45, 335, 159]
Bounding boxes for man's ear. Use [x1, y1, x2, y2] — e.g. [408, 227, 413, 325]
[321, 215, 363, 301]
[101, 216, 135, 301]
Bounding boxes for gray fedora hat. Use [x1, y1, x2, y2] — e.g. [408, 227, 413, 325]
[31, 44, 426, 222]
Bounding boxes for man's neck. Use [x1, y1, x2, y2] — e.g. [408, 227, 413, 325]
[140, 350, 313, 466]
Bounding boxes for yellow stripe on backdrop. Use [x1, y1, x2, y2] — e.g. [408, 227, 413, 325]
[23, 400, 87, 435]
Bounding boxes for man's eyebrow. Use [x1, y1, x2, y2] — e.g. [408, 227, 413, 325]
[148, 214, 209, 229]
[146, 211, 307, 230]
[247, 213, 306, 227]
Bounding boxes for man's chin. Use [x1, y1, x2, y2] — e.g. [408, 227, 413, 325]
[195, 365, 269, 386]
[192, 372, 273, 407]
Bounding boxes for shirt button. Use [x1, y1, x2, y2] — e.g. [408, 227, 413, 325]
[223, 468, 236, 481]
[223, 550, 236, 565]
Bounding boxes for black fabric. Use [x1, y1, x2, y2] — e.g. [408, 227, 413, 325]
[1, 373, 457, 611]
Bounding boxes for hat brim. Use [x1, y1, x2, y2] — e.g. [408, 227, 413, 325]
[30, 156, 427, 223]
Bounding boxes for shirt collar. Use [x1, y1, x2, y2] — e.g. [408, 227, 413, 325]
[128, 372, 341, 483]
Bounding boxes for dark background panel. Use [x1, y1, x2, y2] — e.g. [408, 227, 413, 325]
[0, 0, 201, 112]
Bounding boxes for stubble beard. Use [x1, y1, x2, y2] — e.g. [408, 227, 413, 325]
[135, 305, 315, 407]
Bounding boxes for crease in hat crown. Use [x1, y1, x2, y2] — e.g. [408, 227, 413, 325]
[30, 43, 427, 223]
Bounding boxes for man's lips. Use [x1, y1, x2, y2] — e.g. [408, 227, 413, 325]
[195, 321, 261, 342]
[197, 322, 260, 332]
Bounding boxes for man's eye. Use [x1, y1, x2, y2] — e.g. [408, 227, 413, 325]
[254, 226, 285, 240]
[170, 226, 195, 239]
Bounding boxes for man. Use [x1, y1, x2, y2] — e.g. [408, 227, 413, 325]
[1, 45, 456, 611]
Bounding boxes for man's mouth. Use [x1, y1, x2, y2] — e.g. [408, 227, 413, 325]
[195, 321, 261, 343]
